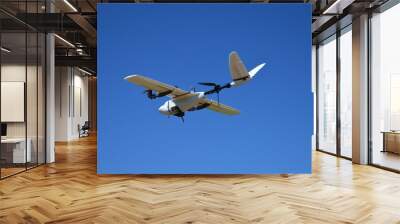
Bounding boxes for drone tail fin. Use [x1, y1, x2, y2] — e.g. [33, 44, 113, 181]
[229, 51, 265, 87]
[229, 51, 249, 81]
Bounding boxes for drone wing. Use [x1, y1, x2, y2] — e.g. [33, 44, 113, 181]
[200, 99, 240, 115]
[124, 75, 193, 99]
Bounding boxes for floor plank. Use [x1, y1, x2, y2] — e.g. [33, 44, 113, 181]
[1, 134, 400, 224]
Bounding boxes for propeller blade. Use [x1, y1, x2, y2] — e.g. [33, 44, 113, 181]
[167, 100, 170, 118]
[198, 82, 218, 86]
[143, 89, 156, 99]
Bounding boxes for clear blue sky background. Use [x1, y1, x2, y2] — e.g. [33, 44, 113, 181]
[98, 4, 312, 174]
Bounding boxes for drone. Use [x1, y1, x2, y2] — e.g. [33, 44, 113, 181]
[124, 51, 265, 122]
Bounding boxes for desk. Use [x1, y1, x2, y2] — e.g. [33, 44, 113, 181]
[382, 131, 400, 154]
[1, 138, 31, 163]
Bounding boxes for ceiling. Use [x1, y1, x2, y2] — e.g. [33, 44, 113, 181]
[0, 0, 390, 75]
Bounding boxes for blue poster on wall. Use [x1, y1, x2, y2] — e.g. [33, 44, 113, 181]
[98, 4, 312, 174]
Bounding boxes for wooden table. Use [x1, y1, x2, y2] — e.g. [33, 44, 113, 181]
[381, 131, 400, 154]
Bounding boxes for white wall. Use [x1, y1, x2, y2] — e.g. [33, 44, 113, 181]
[1, 65, 26, 132]
[55, 66, 70, 141]
[1, 63, 46, 164]
[1, 65, 39, 138]
[55, 67, 89, 141]
[72, 73, 89, 138]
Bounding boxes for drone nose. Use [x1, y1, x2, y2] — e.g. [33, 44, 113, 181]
[158, 105, 169, 115]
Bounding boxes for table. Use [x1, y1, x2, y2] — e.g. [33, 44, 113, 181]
[381, 131, 400, 154]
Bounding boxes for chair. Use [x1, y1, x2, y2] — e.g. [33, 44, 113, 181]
[79, 121, 90, 138]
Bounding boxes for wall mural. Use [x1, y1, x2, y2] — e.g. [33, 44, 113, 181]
[98, 4, 312, 174]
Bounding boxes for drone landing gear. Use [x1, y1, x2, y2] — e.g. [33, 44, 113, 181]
[175, 113, 185, 123]
[173, 107, 185, 123]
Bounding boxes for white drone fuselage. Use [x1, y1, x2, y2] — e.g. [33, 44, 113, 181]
[159, 92, 205, 115]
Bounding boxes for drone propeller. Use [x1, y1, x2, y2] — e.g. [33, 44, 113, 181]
[143, 89, 156, 99]
[143, 89, 173, 99]
[199, 82, 231, 105]
[198, 82, 218, 87]
[167, 100, 170, 118]
[199, 82, 222, 94]
[199, 82, 231, 94]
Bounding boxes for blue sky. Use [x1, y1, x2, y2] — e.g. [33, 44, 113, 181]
[98, 4, 312, 174]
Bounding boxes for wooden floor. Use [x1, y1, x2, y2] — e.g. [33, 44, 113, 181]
[0, 167, 26, 178]
[1, 135, 400, 224]
[372, 150, 400, 171]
